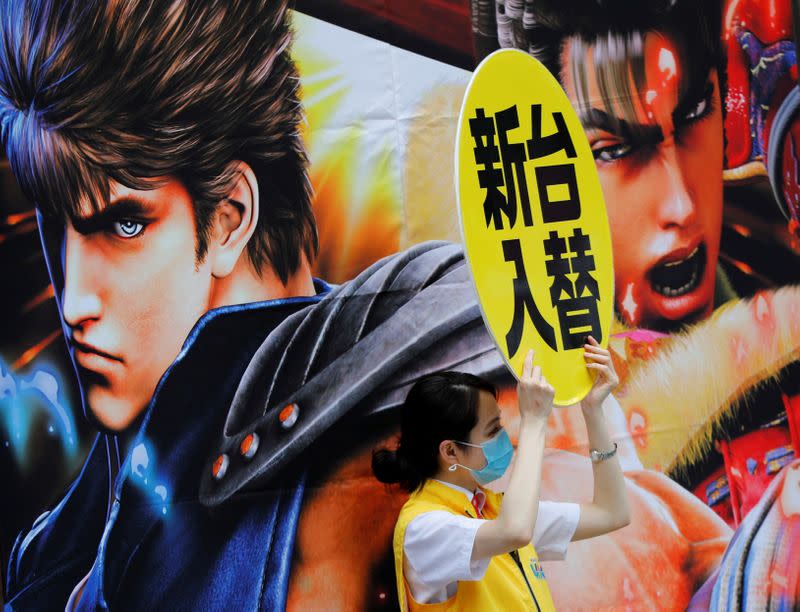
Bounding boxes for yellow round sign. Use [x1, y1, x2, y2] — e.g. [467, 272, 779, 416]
[456, 49, 614, 406]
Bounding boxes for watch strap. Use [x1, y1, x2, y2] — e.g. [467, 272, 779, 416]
[590, 442, 618, 463]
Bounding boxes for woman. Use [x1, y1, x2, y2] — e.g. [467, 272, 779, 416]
[372, 338, 631, 610]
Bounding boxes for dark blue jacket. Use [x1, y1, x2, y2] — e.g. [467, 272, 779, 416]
[5, 241, 507, 610]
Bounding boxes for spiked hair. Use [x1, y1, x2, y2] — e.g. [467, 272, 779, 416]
[0, 0, 318, 282]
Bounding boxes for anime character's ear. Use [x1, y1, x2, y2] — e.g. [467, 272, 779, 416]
[210, 162, 259, 278]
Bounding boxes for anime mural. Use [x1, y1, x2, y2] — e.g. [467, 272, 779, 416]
[1, 0, 799, 610]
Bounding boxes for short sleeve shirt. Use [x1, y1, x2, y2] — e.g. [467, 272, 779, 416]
[403, 480, 580, 604]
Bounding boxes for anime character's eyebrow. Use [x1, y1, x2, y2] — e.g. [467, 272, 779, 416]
[579, 108, 664, 146]
[70, 197, 155, 235]
[484, 415, 501, 436]
[578, 75, 714, 145]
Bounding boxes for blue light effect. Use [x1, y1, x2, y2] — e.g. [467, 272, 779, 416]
[0, 356, 78, 466]
[128, 439, 172, 518]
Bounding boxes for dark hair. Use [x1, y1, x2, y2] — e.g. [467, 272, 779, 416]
[0, 0, 318, 284]
[372, 372, 498, 492]
[471, 0, 724, 137]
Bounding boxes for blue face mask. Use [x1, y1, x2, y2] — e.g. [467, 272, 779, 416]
[454, 429, 514, 485]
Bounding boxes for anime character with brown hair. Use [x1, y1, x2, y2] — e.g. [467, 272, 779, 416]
[0, 1, 503, 608]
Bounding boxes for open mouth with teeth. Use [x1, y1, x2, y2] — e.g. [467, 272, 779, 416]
[648, 243, 707, 297]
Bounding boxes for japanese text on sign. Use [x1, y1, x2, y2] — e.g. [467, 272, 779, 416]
[470, 104, 602, 357]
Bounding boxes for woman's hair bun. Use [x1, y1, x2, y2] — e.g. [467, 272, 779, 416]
[372, 447, 414, 485]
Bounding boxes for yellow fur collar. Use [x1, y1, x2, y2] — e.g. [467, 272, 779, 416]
[615, 286, 800, 476]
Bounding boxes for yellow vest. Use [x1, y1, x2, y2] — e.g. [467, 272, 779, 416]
[393, 479, 557, 611]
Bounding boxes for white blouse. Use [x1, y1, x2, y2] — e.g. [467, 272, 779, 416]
[403, 480, 580, 604]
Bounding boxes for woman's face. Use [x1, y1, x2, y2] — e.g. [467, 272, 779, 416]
[561, 32, 724, 331]
[457, 390, 504, 470]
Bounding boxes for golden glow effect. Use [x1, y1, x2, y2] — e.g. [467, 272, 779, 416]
[12, 330, 62, 370]
[293, 16, 402, 283]
[22, 285, 54, 314]
[2, 210, 35, 226]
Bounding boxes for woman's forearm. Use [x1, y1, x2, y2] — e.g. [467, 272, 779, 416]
[500, 416, 548, 538]
[473, 350, 553, 560]
[583, 401, 630, 527]
[473, 415, 548, 558]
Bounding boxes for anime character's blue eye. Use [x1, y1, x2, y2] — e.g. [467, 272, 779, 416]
[112, 220, 145, 238]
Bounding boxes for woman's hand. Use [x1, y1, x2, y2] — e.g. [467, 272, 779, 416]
[582, 336, 619, 412]
[473, 349, 551, 560]
[517, 349, 555, 423]
[574, 337, 630, 543]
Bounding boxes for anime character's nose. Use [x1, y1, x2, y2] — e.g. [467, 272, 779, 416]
[61, 229, 102, 329]
[655, 148, 697, 230]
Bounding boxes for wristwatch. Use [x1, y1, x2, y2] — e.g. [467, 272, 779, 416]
[590, 442, 618, 463]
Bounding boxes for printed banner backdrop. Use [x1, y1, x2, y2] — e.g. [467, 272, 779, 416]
[1, 1, 799, 610]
